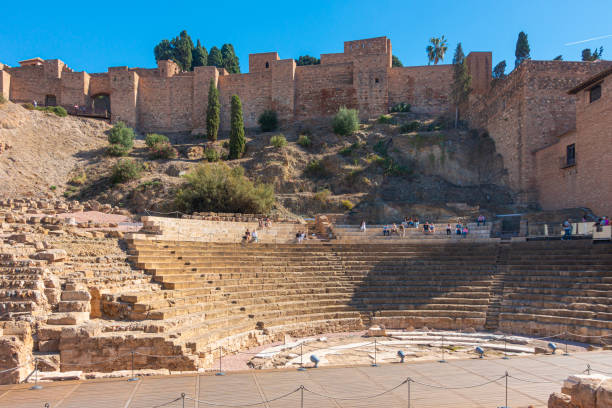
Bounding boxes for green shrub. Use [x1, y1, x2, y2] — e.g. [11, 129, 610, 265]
[222, 140, 229, 149]
[0, 95, 6, 104]
[205, 147, 220, 162]
[390, 102, 411, 113]
[69, 172, 87, 185]
[365, 153, 385, 165]
[111, 159, 142, 184]
[270, 134, 287, 149]
[108, 122, 135, 149]
[149, 141, 178, 159]
[107, 144, 131, 157]
[341, 199, 354, 210]
[314, 189, 331, 202]
[297, 134, 311, 147]
[49, 185, 57, 191]
[332, 107, 359, 136]
[400, 121, 421, 133]
[145, 133, 169, 148]
[373, 140, 388, 157]
[22, 103, 34, 110]
[175, 163, 274, 214]
[258, 110, 278, 132]
[377, 114, 393, 124]
[339, 142, 364, 157]
[304, 159, 329, 178]
[50, 106, 67, 117]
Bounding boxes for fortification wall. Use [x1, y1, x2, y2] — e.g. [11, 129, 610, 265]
[137, 73, 194, 133]
[389, 65, 453, 114]
[0, 70, 10, 100]
[294, 63, 357, 119]
[467, 60, 612, 203]
[218, 71, 273, 130]
[60, 71, 89, 107]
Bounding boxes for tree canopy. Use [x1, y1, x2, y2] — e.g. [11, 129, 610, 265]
[514, 31, 531, 68]
[392, 55, 403, 67]
[153, 30, 240, 73]
[582, 47, 604, 61]
[492, 60, 507, 79]
[426, 36, 448, 65]
[451, 43, 471, 107]
[296, 55, 321, 66]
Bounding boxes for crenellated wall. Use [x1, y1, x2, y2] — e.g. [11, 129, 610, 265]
[1, 36, 478, 132]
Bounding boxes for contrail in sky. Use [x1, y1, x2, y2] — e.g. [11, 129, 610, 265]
[565, 34, 612, 46]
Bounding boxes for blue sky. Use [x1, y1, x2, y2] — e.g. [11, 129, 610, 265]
[2, 0, 611, 74]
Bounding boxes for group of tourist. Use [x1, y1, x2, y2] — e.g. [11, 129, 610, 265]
[563, 215, 610, 240]
[361, 217, 472, 238]
[295, 230, 307, 243]
[242, 218, 274, 243]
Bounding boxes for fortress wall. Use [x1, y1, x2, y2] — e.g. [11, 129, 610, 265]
[5, 65, 61, 104]
[60, 71, 89, 107]
[353, 54, 389, 118]
[294, 63, 357, 119]
[467, 61, 612, 203]
[270, 59, 296, 122]
[88, 74, 111, 96]
[109, 67, 139, 127]
[137, 73, 194, 133]
[388, 65, 453, 115]
[0, 70, 9, 100]
[218, 71, 273, 130]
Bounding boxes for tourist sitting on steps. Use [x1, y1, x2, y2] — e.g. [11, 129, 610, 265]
[391, 223, 399, 235]
[383, 225, 390, 236]
[462, 225, 469, 237]
[446, 224, 452, 235]
[251, 229, 258, 243]
[456, 223, 462, 235]
[429, 223, 435, 234]
[423, 222, 429, 234]
[360, 220, 366, 232]
[243, 228, 251, 243]
[477, 214, 486, 226]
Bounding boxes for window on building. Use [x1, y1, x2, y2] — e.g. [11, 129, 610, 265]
[589, 84, 601, 103]
[566, 143, 576, 167]
[265, 62, 269, 69]
[375, 78, 379, 83]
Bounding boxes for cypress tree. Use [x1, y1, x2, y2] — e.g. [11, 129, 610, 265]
[221, 44, 240, 73]
[192, 39, 208, 68]
[229, 95, 245, 159]
[451, 43, 472, 127]
[208, 47, 223, 68]
[206, 79, 220, 142]
[514, 31, 531, 68]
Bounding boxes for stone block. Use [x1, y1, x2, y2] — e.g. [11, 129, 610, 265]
[47, 312, 89, 325]
[39, 339, 60, 352]
[33, 249, 67, 262]
[61, 290, 91, 302]
[58, 301, 91, 313]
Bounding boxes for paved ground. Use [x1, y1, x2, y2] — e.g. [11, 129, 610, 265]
[0, 351, 610, 408]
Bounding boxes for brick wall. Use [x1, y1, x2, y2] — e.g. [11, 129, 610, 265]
[467, 60, 612, 204]
[535, 72, 612, 216]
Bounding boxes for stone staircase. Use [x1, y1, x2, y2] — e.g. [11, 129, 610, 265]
[484, 243, 510, 330]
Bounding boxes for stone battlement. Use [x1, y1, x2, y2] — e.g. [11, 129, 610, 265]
[0, 37, 491, 132]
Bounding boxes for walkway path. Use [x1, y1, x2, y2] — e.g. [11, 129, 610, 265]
[0, 351, 609, 408]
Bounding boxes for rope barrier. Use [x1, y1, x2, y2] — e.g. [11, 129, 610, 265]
[302, 379, 407, 400]
[410, 374, 505, 390]
[151, 393, 186, 408]
[185, 386, 302, 406]
[0, 358, 33, 374]
[508, 374, 560, 384]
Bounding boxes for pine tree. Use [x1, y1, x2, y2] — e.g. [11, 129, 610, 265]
[515, 31, 531, 68]
[208, 46, 223, 68]
[171, 30, 194, 71]
[492, 60, 507, 79]
[206, 79, 220, 142]
[192, 39, 209, 68]
[154, 39, 174, 62]
[296, 55, 321, 66]
[229, 95, 245, 160]
[221, 44, 240, 73]
[582, 47, 604, 61]
[392, 55, 403, 67]
[451, 43, 472, 127]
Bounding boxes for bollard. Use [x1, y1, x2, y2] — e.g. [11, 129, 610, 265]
[30, 358, 42, 390]
[297, 342, 306, 371]
[439, 335, 446, 363]
[216, 346, 225, 376]
[372, 339, 378, 367]
[128, 350, 139, 382]
[502, 336, 509, 360]
[181, 392, 185, 408]
[300, 385, 304, 408]
[564, 339, 569, 356]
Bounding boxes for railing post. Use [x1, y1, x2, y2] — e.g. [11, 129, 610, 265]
[216, 346, 225, 376]
[30, 357, 43, 390]
[503, 335, 509, 360]
[407, 378, 411, 408]
[372, 339, 378, 367]
[505, 371, 509, 408]
[128, 350, 139, 381]
[298, 342, 306, 371]
[439, 335, 446, 363]
[300, 385, 304, 408]
[181, 392, 186, 408]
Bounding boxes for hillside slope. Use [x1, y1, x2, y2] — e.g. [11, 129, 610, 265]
[0, 102, 111, 198]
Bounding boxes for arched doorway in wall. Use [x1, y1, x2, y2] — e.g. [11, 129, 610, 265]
[45, 95, 57, 106]
[91, 94, 111, 117]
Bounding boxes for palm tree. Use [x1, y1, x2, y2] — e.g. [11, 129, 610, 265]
[426, 36, 448, 65]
